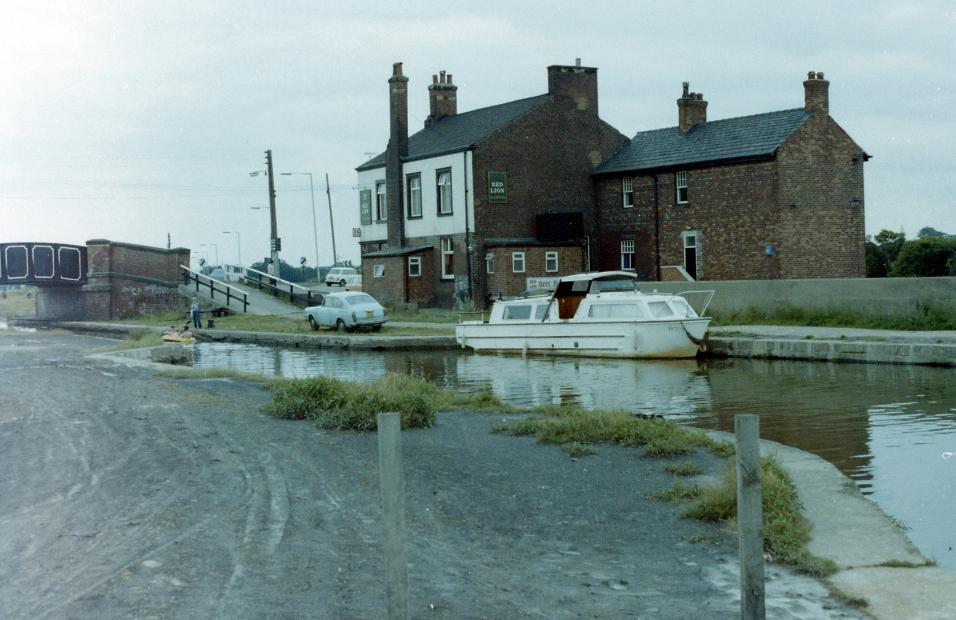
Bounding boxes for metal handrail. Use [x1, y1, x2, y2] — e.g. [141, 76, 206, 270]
[239, 266, 318, 307]
[676, 289, 715, 317]
[180, 265, 250, 313]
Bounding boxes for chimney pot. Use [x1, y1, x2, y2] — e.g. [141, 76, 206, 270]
[682, 81, 690, 98]
[432, 74, 438, 84]
[393, 62, 403, 77]
[447, 73, 452, 83]
[817, 71, 824, 79]
[808, 71, 815, 79]
[575, 57, 581, 67]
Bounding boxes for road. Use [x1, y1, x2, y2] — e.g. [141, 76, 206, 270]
[0, 332, 867, 619]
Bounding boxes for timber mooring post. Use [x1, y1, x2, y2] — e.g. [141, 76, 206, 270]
[377, 412, 409, 619]
[735, 414, 766, 620]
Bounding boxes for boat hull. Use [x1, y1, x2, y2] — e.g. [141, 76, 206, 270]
[455, 318, 710, 359]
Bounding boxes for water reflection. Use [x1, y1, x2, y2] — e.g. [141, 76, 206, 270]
[191, 342, 956, 573]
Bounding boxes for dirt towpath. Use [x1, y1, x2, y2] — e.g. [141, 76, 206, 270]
[0, 333, 866, 618]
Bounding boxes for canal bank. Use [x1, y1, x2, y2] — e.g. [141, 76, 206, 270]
[32, 321, 956, 616]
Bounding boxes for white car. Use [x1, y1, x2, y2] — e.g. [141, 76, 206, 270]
[325, 267, 362, 288]
[304, 292, 387, 332]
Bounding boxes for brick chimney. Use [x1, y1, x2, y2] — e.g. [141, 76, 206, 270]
[425, 70, 457, 128]
[386, 62, 408, 246]
[803, 71, 829, 115]
[677, 82, 707, 133]
[547, 58, 598, 114]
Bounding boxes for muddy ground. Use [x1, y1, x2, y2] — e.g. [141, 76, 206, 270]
[0, 332, 867, 619]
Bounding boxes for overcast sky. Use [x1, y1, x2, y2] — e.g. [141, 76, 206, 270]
[2, 1, 953, 268]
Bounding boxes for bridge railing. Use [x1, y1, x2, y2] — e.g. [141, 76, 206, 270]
[237, 266, 319, 307]
[180, 266, 249, 313]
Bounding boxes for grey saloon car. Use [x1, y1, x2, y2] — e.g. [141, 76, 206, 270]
[304, 291, 387, 332]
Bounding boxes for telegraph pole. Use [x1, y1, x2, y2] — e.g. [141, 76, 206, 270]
[265, 150, 280, 277]
[325, 172, 338, 266]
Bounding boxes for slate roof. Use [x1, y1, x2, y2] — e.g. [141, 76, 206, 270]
[595, 108, 811, 174]
[356, 94, 550, 171]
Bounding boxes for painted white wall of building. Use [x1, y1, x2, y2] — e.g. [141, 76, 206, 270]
[356, 166, 387, 242]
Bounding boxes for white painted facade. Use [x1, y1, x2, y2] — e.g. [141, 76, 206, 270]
[356, 151, 475, 243]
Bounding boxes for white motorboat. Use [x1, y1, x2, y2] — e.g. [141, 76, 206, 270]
[456, 271, 713, 359]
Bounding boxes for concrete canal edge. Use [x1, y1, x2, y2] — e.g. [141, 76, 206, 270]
[710, 431, 956, 620]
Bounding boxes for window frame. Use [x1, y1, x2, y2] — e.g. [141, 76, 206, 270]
[485, 253, 494, 274]
[408, 255, 422, 277]
[372, 264, 385, 278]
[440, 237, 454, 280]
[620, 239, 635, 271]
[406, 173, 422, 219]
[512, 251, 526, 274]
[545, 250, 559, 273]
[436, 168, 453, 216]
[675, 171, 688, 205]
[375, 180, 388, 221]
[622, 176, 634, 209]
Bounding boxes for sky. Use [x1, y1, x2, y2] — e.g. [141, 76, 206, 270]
[2, 0, 954, 269]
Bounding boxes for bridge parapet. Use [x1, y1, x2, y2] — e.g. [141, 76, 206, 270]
[0, 242, 87, 286]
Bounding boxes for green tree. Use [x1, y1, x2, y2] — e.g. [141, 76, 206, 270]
[867, 230, 906, 277]
[889, 237, 956, 277]
[917, 226, 951, 239]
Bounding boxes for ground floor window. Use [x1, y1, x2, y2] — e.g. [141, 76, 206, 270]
[620, 240, 635, 271]
[373, 264, 385, 278]
[545, 251, 558, 272]
[512, 252, 525, 273]
[485, 253, 494, 274]
[441, 238, 454, 279]
[408, 256, 421, 277]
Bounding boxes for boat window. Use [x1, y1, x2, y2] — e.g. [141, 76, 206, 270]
[571, 280, 590, 293]
[534, 304, 548, 320]
[647, 301, 675, 318]
[593, 279, 636, 293]
[503, 305, 532, 320]
[588, 304, 643, 319]
[668, 298, 696, 318]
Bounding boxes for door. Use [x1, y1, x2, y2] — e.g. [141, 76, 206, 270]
[682, 231, 699, 280]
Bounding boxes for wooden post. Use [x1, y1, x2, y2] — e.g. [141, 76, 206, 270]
[736, 414, 765, 620]
[377, 412, 409, 619]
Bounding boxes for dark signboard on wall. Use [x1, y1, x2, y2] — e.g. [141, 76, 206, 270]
[487, 171, 507, 203]
[359, 189, 372, 225]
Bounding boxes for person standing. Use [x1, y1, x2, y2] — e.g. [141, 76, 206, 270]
[191, 298, 201, 329]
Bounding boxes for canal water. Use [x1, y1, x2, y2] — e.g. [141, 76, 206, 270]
[192, 342, 956, 574]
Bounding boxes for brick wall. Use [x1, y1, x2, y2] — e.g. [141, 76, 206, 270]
[777, 115, 866, 278]
[83, 240, 190, 319]
[484, 245, 584, 299]
[361, 256, 406, 306]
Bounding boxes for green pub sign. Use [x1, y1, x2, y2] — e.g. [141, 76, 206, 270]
[487, 171, 507, 203]
[359, 189, 372, 225]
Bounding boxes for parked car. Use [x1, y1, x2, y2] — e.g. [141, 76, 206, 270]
[325, 266, 362, 288]
[304, 292, 387, 332]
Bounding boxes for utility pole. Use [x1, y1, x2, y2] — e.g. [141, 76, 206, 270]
[265, 149, 280, 277]
[325, 172, 338, 266]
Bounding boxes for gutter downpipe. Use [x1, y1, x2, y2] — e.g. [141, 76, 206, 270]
[653, 174, 661, 281]
[463, 150, 473, 301]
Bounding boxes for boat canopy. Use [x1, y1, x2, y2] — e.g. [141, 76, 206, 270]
[557, 271, 639, 283]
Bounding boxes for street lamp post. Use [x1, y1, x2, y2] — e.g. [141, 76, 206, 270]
[200, 243, 219, 267]
[222, 231, 241, 267]
[280, 171, 320, 274]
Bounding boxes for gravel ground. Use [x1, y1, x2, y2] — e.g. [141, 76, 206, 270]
[0, 332, 868, 619]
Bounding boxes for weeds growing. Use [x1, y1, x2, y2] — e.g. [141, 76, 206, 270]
[683, 454, 838, 577]
[713, 303, 956, 331]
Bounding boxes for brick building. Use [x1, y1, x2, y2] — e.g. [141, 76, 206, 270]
[592, 72, 869, 281]
[357, 66, 868, 308]
[356, 61, 627, 307]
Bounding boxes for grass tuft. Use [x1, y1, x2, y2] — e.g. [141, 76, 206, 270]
[683, 454, 838, 577]
[647, 481, 702, 503]
[495, 406, 720, 458]
[100, 331, 165, 351]
[664, 461, 705, 477]
[262, 373, 509, 431]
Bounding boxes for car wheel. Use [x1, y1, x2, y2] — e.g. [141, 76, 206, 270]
[339, 279, 346, 287]
[308, 316, 318, 331]
[336, 319, 346, 333]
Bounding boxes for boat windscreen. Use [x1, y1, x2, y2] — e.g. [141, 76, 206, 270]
[593, 278, 637, 293]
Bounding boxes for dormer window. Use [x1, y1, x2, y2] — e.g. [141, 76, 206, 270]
[676, 171, 688, 205]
